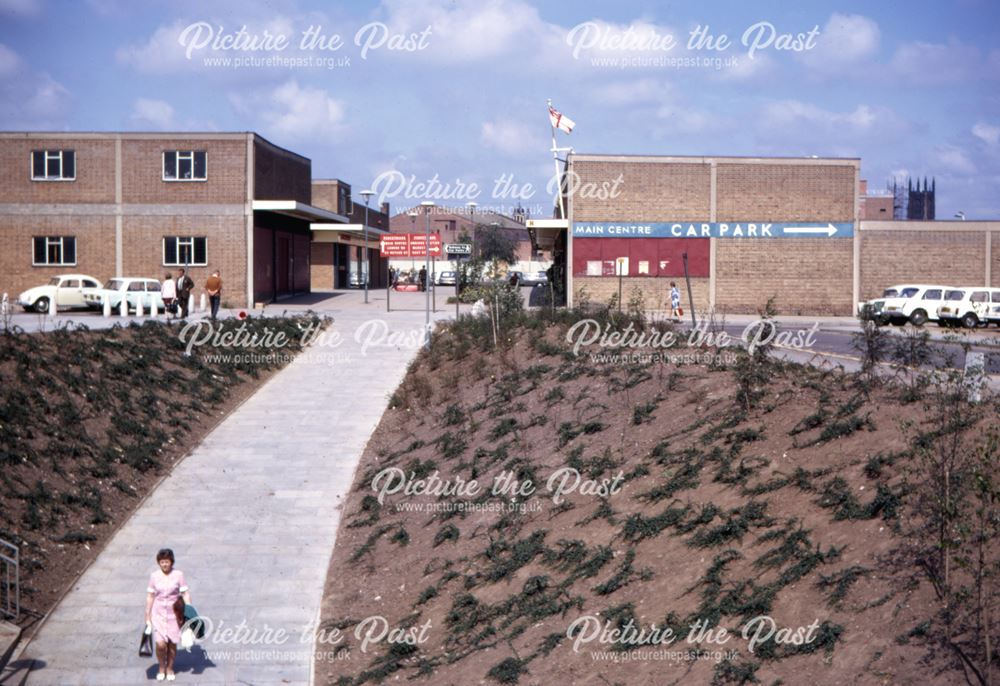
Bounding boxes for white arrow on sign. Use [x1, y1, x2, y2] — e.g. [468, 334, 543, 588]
[782, 223, 838, 237]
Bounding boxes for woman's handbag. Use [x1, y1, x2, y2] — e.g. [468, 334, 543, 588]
[139, 624, 154, 657]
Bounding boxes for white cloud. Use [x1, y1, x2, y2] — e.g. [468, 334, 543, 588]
[380, 0, 556, 62]
[754, 100, 908, 156]
[652, 106, 732, 135]
[0, 43, 21, 77]
[800, 13, 879, 70]
[0, 0, 42, 16]
[936, 145, 976, 174]
[972, 122, 1000, 146]
[130, 98, 175, 129]
[715, 53, 774, 81]
[230, 80, 347, 140]
[0, 43, 70, 128]
[480, 118, 547, 157]
[759, 100, 895, 135]
[599, 78, 673, 106]
[890, 39, 982, 84]
[117, 16, 297, 74]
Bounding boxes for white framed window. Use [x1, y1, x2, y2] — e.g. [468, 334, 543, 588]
[163, 150, 207, 181]
[163, 236, 207, 266]
[32, 236, 77, 266]
[31, 150, 76, 181]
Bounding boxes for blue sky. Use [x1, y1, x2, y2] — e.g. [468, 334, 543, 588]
[1, 0, 999, 218]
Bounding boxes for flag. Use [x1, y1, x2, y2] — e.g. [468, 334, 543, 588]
[548, 104, 575, 134]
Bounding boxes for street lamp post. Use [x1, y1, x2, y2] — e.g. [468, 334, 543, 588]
[421, 200, 435, 349]
[408, 210, 418, 272]
[361, 189, 374, 304]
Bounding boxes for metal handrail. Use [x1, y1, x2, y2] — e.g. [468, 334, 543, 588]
[0, 538, 18, 621]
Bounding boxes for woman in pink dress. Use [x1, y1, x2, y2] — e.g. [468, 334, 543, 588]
[144, 548, 191, 681]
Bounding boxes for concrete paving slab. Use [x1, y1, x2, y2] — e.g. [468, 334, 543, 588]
[20, 295, 451, 685]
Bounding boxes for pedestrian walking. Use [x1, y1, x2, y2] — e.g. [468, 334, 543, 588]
[205, 270, 222, 320]
[144, 548, 191, 681]
[176, 269, 194, 319]
[669, 281, 681, 320]
[161, 273, 177, 319]
[418, 267, 427, 292]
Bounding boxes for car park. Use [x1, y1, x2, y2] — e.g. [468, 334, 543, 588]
[937, 287, 1000, 329]
[17, 274, 103, 313]
[83, 277, 166, 313]
[861, 284, 951, 326]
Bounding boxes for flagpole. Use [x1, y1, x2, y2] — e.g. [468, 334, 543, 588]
[548, 99, 567, 220]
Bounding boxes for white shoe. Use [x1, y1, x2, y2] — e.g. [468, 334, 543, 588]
[166, 675, 176, 682]
[156, 673, 166, 681]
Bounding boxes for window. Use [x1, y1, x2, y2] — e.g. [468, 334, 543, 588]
[945, 290, 964, 301]
[922, 289, 942, 300]
[900, 288, 919, 298]
[32, 236, 76, 266]
[338, 185, 352, 215]
[82, 278, 99, 289]
[31, 150, 76, 181]
[163, 151, 207, 181]
[62, 279, 81, 288]
[971, 291, 989, 303]
[162, 236, 207, 266]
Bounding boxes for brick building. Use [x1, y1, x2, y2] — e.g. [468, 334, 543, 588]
[558, 154, 859, 314]
[309, 179, 391, 290]
[523, 154, 1000, 315]
[0, 132, 384, 308]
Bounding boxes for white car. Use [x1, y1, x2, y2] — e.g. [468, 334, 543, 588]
[18, 274, 103, 313]
[84, 277, 166, 314]
[937, 287, 1000, 329]
[861, 284, 951, 326]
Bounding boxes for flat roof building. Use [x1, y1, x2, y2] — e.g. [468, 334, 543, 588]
[0, 132, 387, 307]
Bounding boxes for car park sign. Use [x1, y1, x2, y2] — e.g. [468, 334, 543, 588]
[573, 221, 855, 238]
[444, 243, 472, 254]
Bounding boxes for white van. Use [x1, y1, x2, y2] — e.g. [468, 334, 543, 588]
[936, 287, 1000, 328]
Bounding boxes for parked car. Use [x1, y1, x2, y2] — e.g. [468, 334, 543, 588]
[858, 284, 906, 319]
[84, 277, 166, 313]
[437, 271, 456, 286]
[876, 284, 952, 326]
[937, 287, 1000, 329]
[988, 298, 1000, 327]
[520, 271, 550, 287]
[17, 274, 103, 313]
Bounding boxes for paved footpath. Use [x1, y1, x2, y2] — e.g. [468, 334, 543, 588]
[16, 299, 450, 685]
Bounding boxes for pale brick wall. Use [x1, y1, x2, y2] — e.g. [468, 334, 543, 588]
[121, 138, 246, 205]
[569, 156, 857, 315]
[716, 239, 854, 315]
[0, 215, 116, 300]
[573, 160, 711, 221]
[993, 232, 1000, 288]
[716, 163, 855, 221]
[859, 229, 987, 299]
[122, 215, 248, 308]
[0, 137, 115, 204]
[311, 243, 334, 290]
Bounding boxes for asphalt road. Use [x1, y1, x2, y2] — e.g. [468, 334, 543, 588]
[715, 319, 1000, 374]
